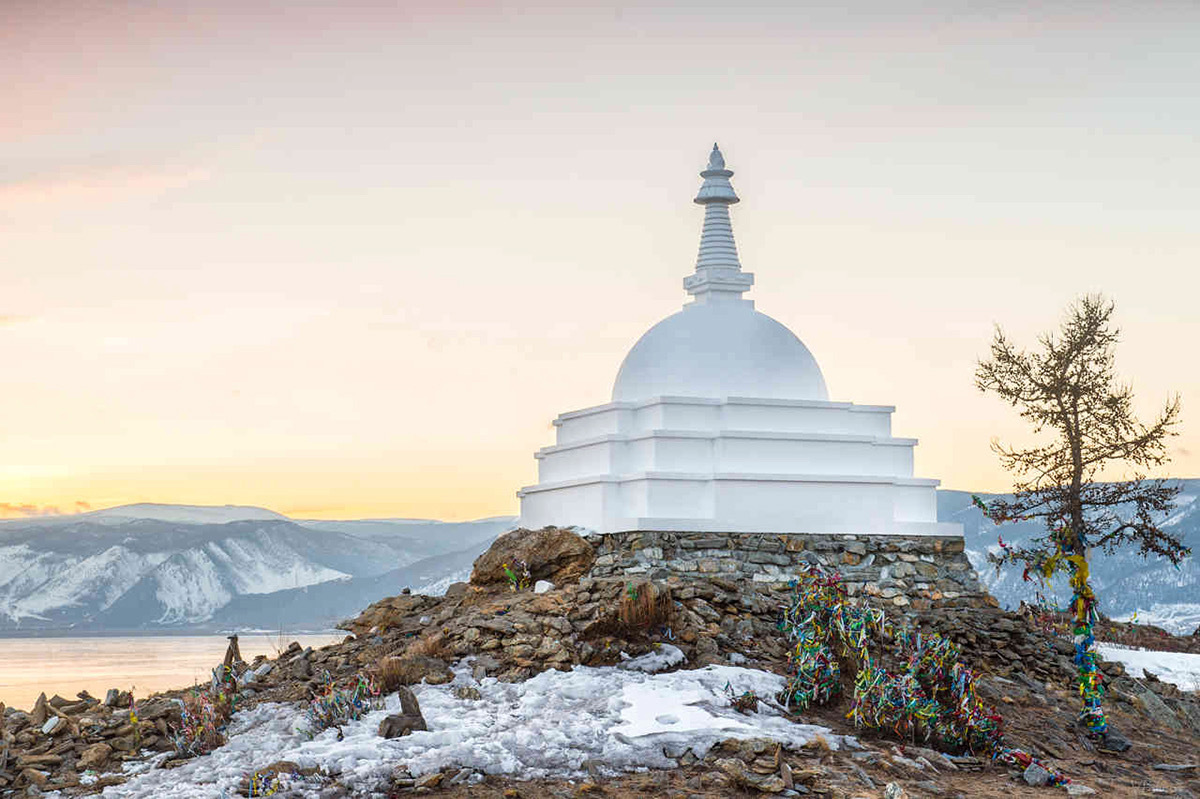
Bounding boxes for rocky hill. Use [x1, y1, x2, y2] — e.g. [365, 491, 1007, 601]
[2, 527, 1198, 797]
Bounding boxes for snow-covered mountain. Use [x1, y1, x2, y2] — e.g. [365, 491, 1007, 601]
[85, 503, 290, 525]
[0, 507, 514, 633]
[941, 479, 1200, 634]
[3, 484, 1194, 636]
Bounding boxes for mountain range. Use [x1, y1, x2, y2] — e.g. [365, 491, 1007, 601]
[1, 482, 1196, 635]
[943, 479, 1200, 635]
[0, 505, 514, 634]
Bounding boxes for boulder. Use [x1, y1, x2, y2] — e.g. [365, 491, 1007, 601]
[470, 527, 594, 588]
[290, 657, 312, 680]
[108, 736, 138, 753]
[78, 743, 112, 771]
[19, 768, 47, 789]
[30, 694, 48, 727]
[378, 687, 427, 738]
[1132, 690, 1183, 732]
[1022, 763, 1052, 787]
[40, 716, 67, 736]
[1099, 727, 1133, 753]
[378, 714, 425, 738]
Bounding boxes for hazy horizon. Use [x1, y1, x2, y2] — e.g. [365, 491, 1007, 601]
[4, 1, 1198, 520]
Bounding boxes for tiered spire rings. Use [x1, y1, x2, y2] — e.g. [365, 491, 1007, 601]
[684, 143, 754, 303]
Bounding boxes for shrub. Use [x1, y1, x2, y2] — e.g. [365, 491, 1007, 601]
[171, 691, 231, 756]
[305, 673, 384, 739]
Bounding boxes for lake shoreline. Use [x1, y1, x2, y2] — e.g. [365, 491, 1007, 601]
[0, 633, 345, 710]
[0, 628, 342, 639]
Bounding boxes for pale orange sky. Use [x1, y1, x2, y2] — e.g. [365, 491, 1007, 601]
[2, 1, 1198, 520]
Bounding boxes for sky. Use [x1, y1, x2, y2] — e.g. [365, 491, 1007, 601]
[2, 0, 1198, 520]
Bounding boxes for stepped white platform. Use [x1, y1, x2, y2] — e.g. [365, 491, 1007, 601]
[517, 145, 961, 539]
[518, 395, 957, 535]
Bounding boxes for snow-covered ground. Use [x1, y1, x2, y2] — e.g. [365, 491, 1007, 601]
[1097, 644, 1200, 692]
[411, 568, 472, 597]
[99, 658, 842, 798]
[1111, 604, 1200, 636]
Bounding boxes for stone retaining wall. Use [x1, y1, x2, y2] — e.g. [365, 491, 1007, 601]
[583, 531, 991, 611]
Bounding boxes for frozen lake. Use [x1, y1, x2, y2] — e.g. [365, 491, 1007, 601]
[0, 633, 343, 711]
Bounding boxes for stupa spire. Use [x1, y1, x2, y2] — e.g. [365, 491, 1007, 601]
[684, 143, 754, 304]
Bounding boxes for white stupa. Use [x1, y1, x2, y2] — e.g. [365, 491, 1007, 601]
[518, 145, 961, 538]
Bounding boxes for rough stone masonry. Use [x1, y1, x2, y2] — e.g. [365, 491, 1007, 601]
[584, 531, 991, 611]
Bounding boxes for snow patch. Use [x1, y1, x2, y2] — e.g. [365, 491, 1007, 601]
[619, 644, 686, 673]
[1097, 644, 1200, 692]
[204, 531, 348, 595]
[11, 546, 168, 617]
[153, 551, 234, 624]
[1162, 494, 1197, 528]
[412, 568, 471, 597]
[101, 663, 840, 797]
[1111, 603, 1200, 636]
[0, 545, 79, 621]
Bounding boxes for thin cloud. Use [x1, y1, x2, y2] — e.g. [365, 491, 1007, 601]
[0, 500, 92, 519]
[0, 502, 62, 518]
[0, 163, 211, 211]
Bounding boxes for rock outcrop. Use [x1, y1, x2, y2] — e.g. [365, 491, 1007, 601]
[469, 526, 595, 587]
[0, 693, 181, 794]
[378, 687, 427, 739]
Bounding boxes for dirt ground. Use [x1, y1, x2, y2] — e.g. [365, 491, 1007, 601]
[387, 686, 1200, 799]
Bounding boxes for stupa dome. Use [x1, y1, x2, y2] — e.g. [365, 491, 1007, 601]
[612, 143, 828, 403]
[612, 301, 829, 402]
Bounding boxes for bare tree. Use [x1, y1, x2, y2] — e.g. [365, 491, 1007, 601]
[974, 294, 1188, 751]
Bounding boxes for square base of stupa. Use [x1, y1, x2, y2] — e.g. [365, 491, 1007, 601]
[583, 529, 990, 611]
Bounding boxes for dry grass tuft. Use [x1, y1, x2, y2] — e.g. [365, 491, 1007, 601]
[371, 658, 410, 694]
[805, 734, 833, 755]
[618, 581, 673, 633]
[372, 632, 449, 692]
[407, 631, 448, 659]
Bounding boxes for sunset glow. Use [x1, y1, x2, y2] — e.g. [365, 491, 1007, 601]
[3, 1, 1198, 520]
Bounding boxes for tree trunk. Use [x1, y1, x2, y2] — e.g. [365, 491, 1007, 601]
[1067, 415, 1107, 737]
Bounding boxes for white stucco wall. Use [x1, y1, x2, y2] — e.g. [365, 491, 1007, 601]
[518, 470, 948, 536]
[552, 397, 894, 442]
[535, 432, 917, 484]
[518, 395, 954, 536]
